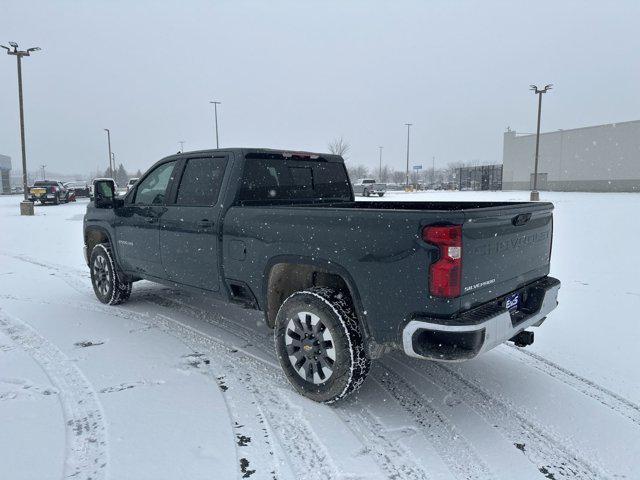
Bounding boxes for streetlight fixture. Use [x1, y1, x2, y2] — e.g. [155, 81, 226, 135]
[404, 123, 412, 188]
[209, 100, 221, 148]
[378, 146, 383, 180]
[1, 42, 41, 214]
[104, 129, 113, 179]
[529, 84, 552, 201]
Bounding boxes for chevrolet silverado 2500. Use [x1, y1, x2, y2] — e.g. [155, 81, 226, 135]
[84, 148, 560, 402]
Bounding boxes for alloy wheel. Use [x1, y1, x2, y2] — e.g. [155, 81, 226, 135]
[285, 311, 336, 384]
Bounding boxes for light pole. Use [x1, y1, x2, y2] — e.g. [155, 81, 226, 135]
[404, 123, 412, 188]
[1, 42, 41, 213]
[40, 164, 46, 180]
[378, 146, 383, 180]
[529, 84, 552, 201]
[209, 100, 221, 148]
[104, 129, 113, 179]
[178, 140, 185, 153]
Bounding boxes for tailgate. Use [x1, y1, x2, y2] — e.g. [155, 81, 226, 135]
[461, 203, 553, 303]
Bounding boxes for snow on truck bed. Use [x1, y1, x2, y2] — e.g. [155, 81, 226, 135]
[0, 192, 638, 480]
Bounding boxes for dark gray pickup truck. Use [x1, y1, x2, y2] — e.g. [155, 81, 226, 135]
[84, 148, 560, 403]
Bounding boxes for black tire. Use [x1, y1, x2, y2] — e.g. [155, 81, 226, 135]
[378, 193, 385, 197]
[53, 195, 60, 205]
[274, 287, 370, 403]
[89, 244, 132, 305]
[363, 188, 370, 197]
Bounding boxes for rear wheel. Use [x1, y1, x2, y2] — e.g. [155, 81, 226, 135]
[274, 287, 370, 403]
[90, 244, 132, 305]
[363, 188, 370, 197]
[53, 195, 60, 205]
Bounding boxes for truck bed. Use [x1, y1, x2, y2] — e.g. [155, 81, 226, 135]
[223, 199, 553, 346]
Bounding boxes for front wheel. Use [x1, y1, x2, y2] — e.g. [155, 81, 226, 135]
[90, 244, 132, 305]
[363, 189, 370, 197]
[378, 193, 385, 197]
[274, 287, 370, 403]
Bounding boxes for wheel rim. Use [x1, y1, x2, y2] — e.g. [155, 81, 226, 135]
[92, 255, 111, 297]
[285, 311, 336, 384]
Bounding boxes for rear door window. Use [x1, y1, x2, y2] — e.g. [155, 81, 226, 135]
[175, 157, 227, 206]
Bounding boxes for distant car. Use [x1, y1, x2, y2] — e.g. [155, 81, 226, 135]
[29, 180, 70, 205]
[64, 181, 91, 197]
[126, 178, 139, 192]
[352, 178, 387, 197]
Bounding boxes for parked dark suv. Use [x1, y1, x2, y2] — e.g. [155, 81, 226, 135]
[84, 148, 560, 403]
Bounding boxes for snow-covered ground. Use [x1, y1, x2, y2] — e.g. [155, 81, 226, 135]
[0, 192, 638, 480]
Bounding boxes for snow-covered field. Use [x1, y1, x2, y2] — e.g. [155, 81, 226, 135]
[1, 191, 639, 480]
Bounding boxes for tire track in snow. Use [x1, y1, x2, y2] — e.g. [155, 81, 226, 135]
[9, 253, 638, 434]
[392, 356, 609, 479]
[142, 294, 371, 478]
[0, 290, 285, 479]
[375, 362, 494, 480]
[6, 253, 629, 478]
[143, 311, 339, 480]
[0, 309, 108, 480]
[503, 344, 640, 428]
[334, 402, 431, 480]
[144, 292, 430, 480]
[160, 314, 285, 480]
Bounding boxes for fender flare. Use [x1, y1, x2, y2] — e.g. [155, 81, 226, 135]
[84, 224, 123, 269]
[262, 254, 371, 341]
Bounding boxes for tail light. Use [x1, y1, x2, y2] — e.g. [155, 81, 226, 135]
[51, 186, 57, 192]
[423, 225, 462, 298]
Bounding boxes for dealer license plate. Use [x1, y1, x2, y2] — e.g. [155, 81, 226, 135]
[505, 292, 520, 311]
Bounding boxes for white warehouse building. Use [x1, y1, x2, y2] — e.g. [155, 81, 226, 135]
[502, 119, 640, 192]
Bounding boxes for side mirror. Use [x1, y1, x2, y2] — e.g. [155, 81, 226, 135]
[93, 179, 116, 208]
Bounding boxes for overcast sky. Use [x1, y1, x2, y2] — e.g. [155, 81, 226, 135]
[1, 0, 639, 177]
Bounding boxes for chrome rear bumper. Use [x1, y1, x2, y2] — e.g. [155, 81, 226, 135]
[402, 277, 560, 361]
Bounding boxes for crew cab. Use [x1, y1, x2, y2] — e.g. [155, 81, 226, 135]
[352, 178, 387, 197]
[29, 180, 70, 205]
[84, 148, 560, 403]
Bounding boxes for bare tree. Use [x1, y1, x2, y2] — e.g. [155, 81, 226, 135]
[346, 164, 369, 181]
[390, 170, 406, 185]
[379, 165, 391, 183]
[327, 136, 350, 158]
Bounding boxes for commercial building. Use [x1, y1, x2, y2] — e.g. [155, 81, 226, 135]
[0, 154, 11, 194]
[502, 119, 640, 192]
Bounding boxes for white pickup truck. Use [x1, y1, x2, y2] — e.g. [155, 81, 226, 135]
[352, 178, 387, 197]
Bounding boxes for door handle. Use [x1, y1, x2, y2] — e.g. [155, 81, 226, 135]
[197, 219, 214, 228]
